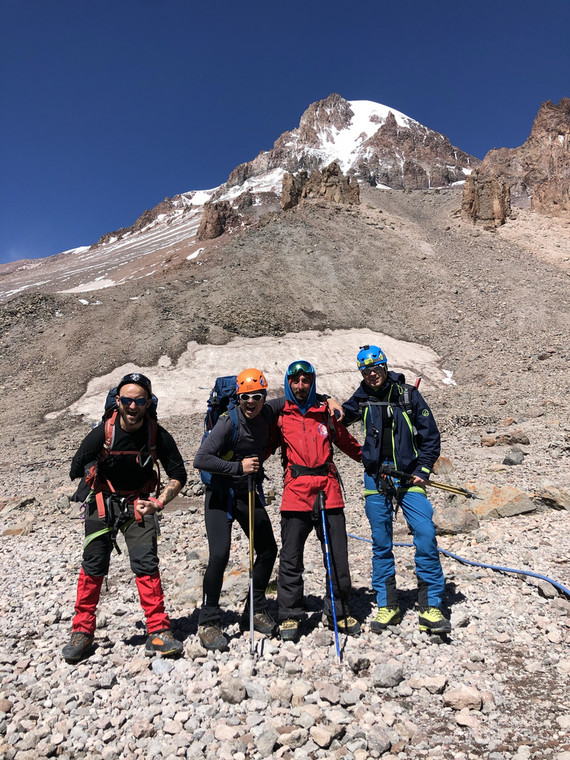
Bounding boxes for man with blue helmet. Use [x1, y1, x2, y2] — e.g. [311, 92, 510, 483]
[276, 360, 362, 643]
[342, 345, 451, 635]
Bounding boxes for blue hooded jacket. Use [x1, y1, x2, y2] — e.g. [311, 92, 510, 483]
[342, 370, 440, 480]
[284, 360, 317, 415]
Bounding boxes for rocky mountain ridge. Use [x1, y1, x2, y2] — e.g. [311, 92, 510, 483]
[462, 98, 570, 226]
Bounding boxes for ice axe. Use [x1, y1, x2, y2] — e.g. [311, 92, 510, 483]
[379, 466, 482, 500]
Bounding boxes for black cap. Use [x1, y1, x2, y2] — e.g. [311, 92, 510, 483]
[117, 373, 152, 397]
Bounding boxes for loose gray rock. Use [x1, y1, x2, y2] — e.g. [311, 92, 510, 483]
[219, 678, 247, 704]
[371, 661, 405, 688]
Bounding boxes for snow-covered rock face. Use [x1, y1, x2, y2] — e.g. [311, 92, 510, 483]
[220, 93, 478, 197]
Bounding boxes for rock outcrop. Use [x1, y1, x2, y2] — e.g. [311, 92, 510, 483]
[462, 98, 570, 223]
[281, 171, 309, 211]
[461, 174, 511, 227]
[197, 201, 239, 240]
[281, 163, 359, 210]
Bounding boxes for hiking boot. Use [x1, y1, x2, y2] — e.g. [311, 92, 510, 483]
[370, 606, 401, 633]
[198, 622, 229, 651]
[326, 614, 361, 636]
[240, 609, 276, 636]
[144, 629, 183, 657]
[279, 618, 300, 642]
[418, 607, 452, 635]
[62, 631, 94, 662]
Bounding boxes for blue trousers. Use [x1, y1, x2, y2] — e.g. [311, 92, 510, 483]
[363, 472, 445, 609]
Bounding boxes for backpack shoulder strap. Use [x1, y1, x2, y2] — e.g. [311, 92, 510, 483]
[227, 404, 240, 450]
[395, 382, 417, 435]
[147, 416, 158, 462]
[400, 383, 414, 417]
[321, 405, 336, 445]
[101, 410, 118, 459]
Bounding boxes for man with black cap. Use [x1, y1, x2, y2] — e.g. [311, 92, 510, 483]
[62, 372, 187, 663]
[276, 360, 362, 643]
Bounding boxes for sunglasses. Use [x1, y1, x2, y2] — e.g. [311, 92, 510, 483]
[239, 392, 266, 402]
[361, 365, 386, 377]
[287, 360, 314, 378]
[119, 396, 148, 407]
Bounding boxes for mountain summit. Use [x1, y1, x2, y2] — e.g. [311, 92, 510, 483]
[0, 94, 479, 300]
[217, 93, 477, 200]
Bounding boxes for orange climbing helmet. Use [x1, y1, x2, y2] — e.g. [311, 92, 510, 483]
[236, 368, 268, 395]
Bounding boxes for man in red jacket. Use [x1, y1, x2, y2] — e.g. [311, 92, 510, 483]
[277, 360, 362, 643]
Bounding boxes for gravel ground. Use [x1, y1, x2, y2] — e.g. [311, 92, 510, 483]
[1, 450, 569, 760]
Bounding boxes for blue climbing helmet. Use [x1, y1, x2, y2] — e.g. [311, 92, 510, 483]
[356, 345, 388, 370]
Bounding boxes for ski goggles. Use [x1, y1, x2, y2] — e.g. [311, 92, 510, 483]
[286, 360, 314, 378]
[119, 396, 148, 407]
[361, 365, 387, 377]
[238, 392, 266, 402]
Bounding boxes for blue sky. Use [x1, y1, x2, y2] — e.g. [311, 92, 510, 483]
[1, 0, 569, 265]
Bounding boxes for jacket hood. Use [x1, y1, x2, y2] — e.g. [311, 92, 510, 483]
[284, 360, 317, 415]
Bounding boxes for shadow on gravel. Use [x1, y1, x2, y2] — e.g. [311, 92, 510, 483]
[350, 585, 376, 619]
[443, 580, 466, 610]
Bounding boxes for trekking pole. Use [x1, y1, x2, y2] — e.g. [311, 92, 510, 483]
[247, 474, 256, 655]
[380, 466, 482, 500]
[318, 490, 341, 663]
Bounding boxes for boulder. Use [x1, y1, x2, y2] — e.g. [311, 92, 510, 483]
[197, 201, 239, 240]
[458, 483, 537, 519]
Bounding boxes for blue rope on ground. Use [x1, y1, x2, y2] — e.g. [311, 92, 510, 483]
[347, 533, 570, 599]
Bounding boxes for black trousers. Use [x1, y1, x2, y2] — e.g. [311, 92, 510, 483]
[199, 487, 277, 625]
[277, 509, 352, 622]
[82, 496, 159, 578]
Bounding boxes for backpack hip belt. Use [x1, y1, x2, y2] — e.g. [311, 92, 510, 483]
[288, 463, 332, 478]
[93, 478, 158, 525]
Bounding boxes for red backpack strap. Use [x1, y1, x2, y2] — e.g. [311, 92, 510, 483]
[101, 410, 118, 460]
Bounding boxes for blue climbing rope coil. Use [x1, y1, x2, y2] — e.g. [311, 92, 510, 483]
[347, 534, 570, 598]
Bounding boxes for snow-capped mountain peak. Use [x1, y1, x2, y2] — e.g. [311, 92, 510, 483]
[0, 94, 478, 301]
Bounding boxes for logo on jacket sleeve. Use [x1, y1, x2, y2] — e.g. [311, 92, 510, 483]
[318, 423, 328, 437]
[421, 409, 430, 417]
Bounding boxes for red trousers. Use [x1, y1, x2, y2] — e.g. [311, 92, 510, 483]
[72, 568, 170, 635]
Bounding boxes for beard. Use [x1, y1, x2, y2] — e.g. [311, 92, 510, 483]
[119, 403, 146, 428]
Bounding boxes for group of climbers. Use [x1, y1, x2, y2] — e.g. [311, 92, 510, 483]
[62, 346, 451, 662]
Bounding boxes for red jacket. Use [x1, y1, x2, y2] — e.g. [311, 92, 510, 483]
[279, 400, 361, 512]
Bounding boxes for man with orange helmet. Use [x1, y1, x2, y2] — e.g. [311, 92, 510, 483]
[193, 368, 280, 651]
